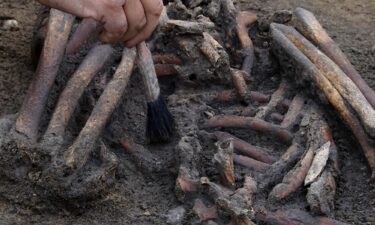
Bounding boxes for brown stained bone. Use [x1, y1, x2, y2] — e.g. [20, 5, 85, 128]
[293, 7, 375, 109]
[213, 139, 235, 189]
[275, 23, 375, 137]
[120, 138, 165, 173]
[271, 24, 375, 178]
[280, 94, 305, 129]
[236, 11, 257, 74]
[268, 148, 314, 202]
[214, 131, 276, 164]
[152, 54, 183, 65]
[64, 47, 137, 169]
[193, 199, 219, 222]
[259, 143, 304, 191]
[16, 10, 75, 141]
[66, 18, 99, 54]
[231, 70, 250, 102]
[270, 113, 284, 123]
[202, 115, 293, 145]
[215, 90, 270, 104]
[155, 64, 179, 77]
[255, 80, 290, 119]
[255, 208, 351, 225]
[233, 154, 270, 172]
[43, 44, 113, 141]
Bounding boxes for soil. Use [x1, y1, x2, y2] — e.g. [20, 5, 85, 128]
[0, 0, 374, 225]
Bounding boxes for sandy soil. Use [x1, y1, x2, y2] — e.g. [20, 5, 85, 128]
[0, 0, 374, 224]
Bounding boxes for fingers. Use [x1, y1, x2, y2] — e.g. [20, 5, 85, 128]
[99, 7, 128, 43]
[122, 0, 147, 42]
[125, 0, 163, 47]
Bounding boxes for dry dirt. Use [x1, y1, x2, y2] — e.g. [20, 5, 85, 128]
[0, 0, 374, 224]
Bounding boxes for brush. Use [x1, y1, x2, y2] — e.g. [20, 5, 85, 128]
[136, 41, 174, 143]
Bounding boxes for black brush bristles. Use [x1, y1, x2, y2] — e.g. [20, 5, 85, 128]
[146, 95, 174, 143]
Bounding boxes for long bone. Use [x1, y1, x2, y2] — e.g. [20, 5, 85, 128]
[280, 94, 305, 129]
[275, 23, 375, 137]
[43, 44, 113, 142]
[15, 10, 75, 141]
[271, 23, 375, 178]
[293, 7, 375, 109]
[202, 115, 293, 145]
[65, 47, 137, 169]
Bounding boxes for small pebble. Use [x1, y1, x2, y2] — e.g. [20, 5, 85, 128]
[1, 19, 20, 31]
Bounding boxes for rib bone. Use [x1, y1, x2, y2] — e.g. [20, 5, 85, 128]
[15, 10, 75, 141]
[65, 47, 137, 169]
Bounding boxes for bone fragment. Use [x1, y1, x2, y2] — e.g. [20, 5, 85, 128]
[269, 148, 314, 202]
[280, 94, 305, 129]
[270, 113, 284, 123]
[255, 80, 290, 119]
[305, 141, 331, 186]
[259, 143, 304, 191]
[234, 154, 269, 172]
[214, 139, 235, 189]
[214, 131, 275, 164]
[231, 69, 250, 102]
[163, 19, 215, 34]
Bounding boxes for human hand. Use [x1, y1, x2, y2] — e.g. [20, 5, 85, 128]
[37, 0, 163, 46]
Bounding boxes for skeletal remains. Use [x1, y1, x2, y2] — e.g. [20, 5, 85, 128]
[0, 0, 374, 224]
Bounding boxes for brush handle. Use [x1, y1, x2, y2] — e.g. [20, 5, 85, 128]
[137, 42, 161, 102]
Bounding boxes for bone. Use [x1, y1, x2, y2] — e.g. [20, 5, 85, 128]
[280, 94, 305, 129]
[275, 23, 375, 137]
[236, 11, 257, 74]
[293, 7, 375, 109]
[152, 54, 183, 65]
[271, 24, 375, 178]
[268, 148, 314, 202]
[193, 199, 219, 222]
[120, 138, 165, 173]
[307, 170, 336, 216]
[305, 141, 331, 186]
[43, 44, 113, 141]
[201, 176, 256, 225]
[64, 47, 137, 169]
[213, 139, 235, 189]
[231, 70, 250, 102]
[234, 154, 270, 172]
[214, 131, 276, 164]
[270, 113, 284, 123]
[255, 80, 290, 119]
[66, 18, 99, 54]
[16, 10, 75, 141]
[255, 208, 351, 225]
[259, 143, 304, 191]
[155, 64, 179, 77]
[202, 115, 293, 145]
[162, 19, 215, 34]
[215, 90, 270, 104]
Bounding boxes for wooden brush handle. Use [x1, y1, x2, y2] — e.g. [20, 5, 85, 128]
[137, 42, 161, 102]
